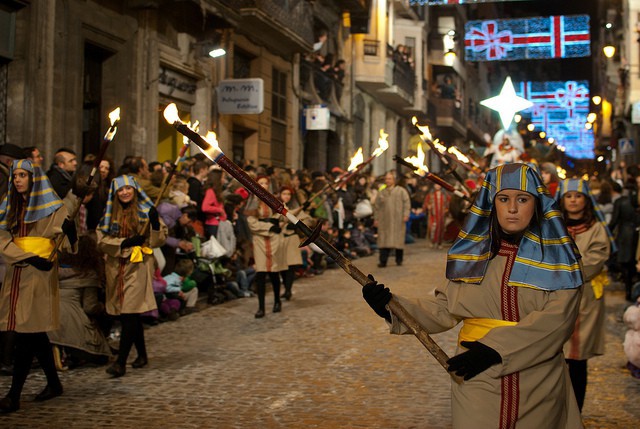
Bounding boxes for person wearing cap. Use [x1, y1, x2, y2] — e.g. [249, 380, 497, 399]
[556, 178, 613, 411]
[0, 143, 26, 200]
[0, 159, 78, 413]
[363, 163, 583, 428]
[97, 176, 167, 378]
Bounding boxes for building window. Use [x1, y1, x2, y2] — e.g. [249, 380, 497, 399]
[271, 67, 287, 165]
[234, 48, 254, 79]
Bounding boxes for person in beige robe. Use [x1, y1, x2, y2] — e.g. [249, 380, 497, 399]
[276, 186, 307, 301]
[0, 159, 77, 413]
[557, 179, 612, 411]
[374, 172, 410, 267]
[246, 176, 283, 318]
[97, 175, 166, 378]
[363, 164, 584, 428]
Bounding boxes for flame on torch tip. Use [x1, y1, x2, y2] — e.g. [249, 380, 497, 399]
[432, 139, 447, 154]
[412, 117, 433, 141]
[447, 146, 470, 164]
[347, 147, 364, 171]
[183, 120, 200, 145]
[163, 103, 181, 124]
[371, 129, 389, 158]
[403, 143, 429, 177]
[108, 108, 121, 126]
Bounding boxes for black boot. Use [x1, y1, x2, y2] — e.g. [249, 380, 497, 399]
[34, 384, 63, 401]
[131, 356, 148, 369]
[273, 301, 282, 313]
[106, 362, 126, 378]
[0, 396, 19, 413]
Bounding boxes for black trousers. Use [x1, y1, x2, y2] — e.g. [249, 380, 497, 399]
[255, 272, 281, 311]
[379, 248, 403, 265]
[117, 314, 146, 367]
[6, 332, 60, 401]
[566, 358, 587, 411]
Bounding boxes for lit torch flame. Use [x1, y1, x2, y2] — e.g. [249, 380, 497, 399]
[403, 143, 428, 177]
[371, 129, 389, 158]
[447, 146, 470, 164]
[347, 147, 364, 171]
[412, 116, 433, 141]
[104, 107, 121, 141]
[183, 120, 199, 145]
[201, 131, 221, 162]
[432, 139, 447, 154]
[163, 103, 181, 124]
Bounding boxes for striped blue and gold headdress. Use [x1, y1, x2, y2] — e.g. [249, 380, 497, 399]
[556, 178, 616, 252]
[446, 163, 583, 291]
[98, 175, 154, 236]
[0, 159, 63, 230]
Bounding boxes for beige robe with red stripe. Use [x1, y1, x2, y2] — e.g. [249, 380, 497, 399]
[563, 222, 610, 360]
[97, 222, 167, 316]
[247, 202, 282, 273]
[389, 242, 583, 429]
[0, 206, 73, 333]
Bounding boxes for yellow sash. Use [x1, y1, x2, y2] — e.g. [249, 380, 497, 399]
[458, 318, 518, 345]
[130, 245, 153, 263]
[590, 271, 609, 300]
[13, 237, 55, 259]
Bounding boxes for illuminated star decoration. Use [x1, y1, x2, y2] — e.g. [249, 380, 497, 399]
[480, 76, 533, 130]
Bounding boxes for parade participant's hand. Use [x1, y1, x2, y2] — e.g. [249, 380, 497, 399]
[120, 235, 146, 250]
[447, 341, 502, 381]
[61, 218, 78, 245]
[286, 223, 297, 231]
[23, 256, 53, 271]
[269, 225, 282, 234]
[148, 207, 160, 230]
[362, 274, 392, 322]
[302, 201, 311, 211]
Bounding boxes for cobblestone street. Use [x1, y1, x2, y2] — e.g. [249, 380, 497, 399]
[0, 239, 638, 428]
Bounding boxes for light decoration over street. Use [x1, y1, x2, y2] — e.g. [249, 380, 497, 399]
[480, 76, 533, 130]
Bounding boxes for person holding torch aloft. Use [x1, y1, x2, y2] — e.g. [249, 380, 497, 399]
[0, 159, 77, 413]
[363, 164, 584, 428]
[97, 176, 166, 377]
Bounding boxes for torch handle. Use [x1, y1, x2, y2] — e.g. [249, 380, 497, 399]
[293, 220, 462, 384]
[393, 156, 472, 203]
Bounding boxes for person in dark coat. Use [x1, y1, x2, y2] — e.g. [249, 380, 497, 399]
[609, 181, 638, 301]
[46, 148, 78, 199]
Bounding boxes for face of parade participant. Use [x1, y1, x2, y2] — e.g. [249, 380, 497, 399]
[384, 172, 395, 188]
[117, 185, 135, 204]
[58, 151, 78, 173]
[12, 168, 30, 195]
[494, 189, 536, 235]
[258, 177, 269, 190]
[99, 160, 110, 180]
[280, 189, 292, 204]
[562, 191, 587, 220]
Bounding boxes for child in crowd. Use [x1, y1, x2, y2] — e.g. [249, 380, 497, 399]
[163, 259, 198, 314]
[152, 266, 181, 322]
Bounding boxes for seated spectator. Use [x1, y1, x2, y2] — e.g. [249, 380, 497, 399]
[163, 259, 199, 314]
[152, 266, 181, 322]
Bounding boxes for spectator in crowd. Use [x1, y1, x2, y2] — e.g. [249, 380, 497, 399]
[424, 184, 450, 249]
[556, 178, 612, 411]
[597, 181, 614, 224]
[439, 75, 457, 100]
[0, 143, 25, 199]
[540, 162, 560, 197]
[163, 259, 198, 314]
[187, 160, 209, 220]
[246, 176, 283, 318]
[202, 168, 227, 239]
[128, 156, 167, 201]
[47, 147, 78, 199]
[48, 235, 111, 369]
[23, 146, 44, 166]
[97, 176, 167, 378]
[374, 171, 410, 267]
[609, 181, 637, 302]
[0, 159, 77, 413]
[362, 163, 584, 428]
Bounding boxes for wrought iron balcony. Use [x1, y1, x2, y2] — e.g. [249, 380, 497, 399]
[300, 60, 346, 117]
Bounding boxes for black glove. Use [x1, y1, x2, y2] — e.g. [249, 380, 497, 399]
[61, 218, 78, 245]
[362, 274, 392, 321]
[264, 218, 279, 226]
[269, 225, 282, 234]
[302, 201, 311, 211]
[447, 341, 502, 381]
[286, 223, 297, 231]
[23, 256, 53, 271]
[148, 206, 160, 231]
[120, 235, 146, 250]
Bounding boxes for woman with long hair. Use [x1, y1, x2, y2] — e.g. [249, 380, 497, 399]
[277, 186, 306, 300]
[97, 176, 166, 377]
[363, 164, 583, 428]
[0, 159, 77, 413]
[201, 168, 227, 239]
[246, 176, 283, 318]
[556, 178, 613, 411]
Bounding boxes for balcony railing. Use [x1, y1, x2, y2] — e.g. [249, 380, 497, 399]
[300, 60, 345, 113]
[237, 0, 314, 44]
[393, 60, 415, 96]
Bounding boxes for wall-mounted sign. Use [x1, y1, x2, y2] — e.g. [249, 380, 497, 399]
[632, 101, 640, 124]
[217, 78, 264, 115]
[305, 105, 330, 130]
[158, 67, 197, 104]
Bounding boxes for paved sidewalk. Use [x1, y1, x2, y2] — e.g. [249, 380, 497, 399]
[0, 239, 638, 428]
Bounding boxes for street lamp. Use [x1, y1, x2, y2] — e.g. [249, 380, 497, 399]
[603, 45, 616, 58]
